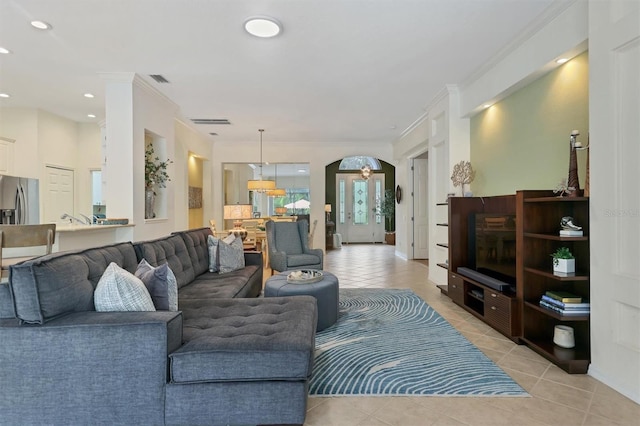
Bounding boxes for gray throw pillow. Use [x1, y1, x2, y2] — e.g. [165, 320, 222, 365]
[135, 259, 178, 311]
[218, 234, 245, 274]
[207, 234, 220, 272]
[94, 262, 156, 312]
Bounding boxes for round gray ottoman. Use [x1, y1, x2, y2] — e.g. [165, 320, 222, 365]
[264, 270, 339, 331]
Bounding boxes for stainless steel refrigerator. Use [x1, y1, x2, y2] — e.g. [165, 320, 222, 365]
[0, 174, 40, 224]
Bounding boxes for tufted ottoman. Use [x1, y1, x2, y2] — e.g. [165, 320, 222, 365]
[264, 270, 339, 331]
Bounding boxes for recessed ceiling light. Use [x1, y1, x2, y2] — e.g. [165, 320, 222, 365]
[556, 58, 569, 64]
[0, 93, 10, 98]
[87, 114, 96, 118]
[30, 20, 52, 30]
[297, 169, 306, 173]
[244, 16, 282, 38]
[84, 93, 94, 98]
[0, 47, 11, 54]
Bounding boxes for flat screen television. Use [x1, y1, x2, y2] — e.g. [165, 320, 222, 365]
[459, 213, 517, 292]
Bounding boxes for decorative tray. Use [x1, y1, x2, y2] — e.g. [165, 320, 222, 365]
[287, 269, 323, 284]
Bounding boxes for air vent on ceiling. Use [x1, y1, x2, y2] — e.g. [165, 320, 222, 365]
[149, 74, 170, 83]
[191, 118, 231, 125]
[209, 132, 218, 136]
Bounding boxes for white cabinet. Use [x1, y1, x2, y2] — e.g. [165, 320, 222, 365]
[0, 137, 16, 175]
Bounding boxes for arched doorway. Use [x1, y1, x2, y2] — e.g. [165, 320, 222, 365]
[325, 156, 395, 244]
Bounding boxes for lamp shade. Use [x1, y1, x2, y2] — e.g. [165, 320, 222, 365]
[247, 179, 276, 192]
[324, 204, 332, 213]
[223, 204, 252, 220]
[267, 188, 286, 197]
[274, 207, 287, 215]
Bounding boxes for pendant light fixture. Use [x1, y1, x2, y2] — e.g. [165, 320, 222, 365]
[247, 129, 276, 193]
[267, 164, 286, 197]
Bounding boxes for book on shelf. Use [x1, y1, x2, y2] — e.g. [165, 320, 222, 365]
[560, 229, 584, 237]
[539, 300, 590, 315]
[540, 295, 590, 309]
[545, 290, 582, 303]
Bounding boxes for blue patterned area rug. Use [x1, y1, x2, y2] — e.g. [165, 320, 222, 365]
[309, 288, 528, 397]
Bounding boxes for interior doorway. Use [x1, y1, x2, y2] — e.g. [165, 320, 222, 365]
[44, 165, 74, 224]
[413, 154, 429, 259]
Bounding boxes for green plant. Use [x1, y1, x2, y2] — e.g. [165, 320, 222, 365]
[145, 144, 172, 190]
[550, 247, 574, 266]
[379, 188, 395, 232]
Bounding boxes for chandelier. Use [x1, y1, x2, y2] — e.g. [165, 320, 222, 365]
[247, 129, 276, 193]
[360, 165, 372, 180]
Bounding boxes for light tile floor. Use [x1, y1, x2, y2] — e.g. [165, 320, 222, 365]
[297, 244, 640, 426]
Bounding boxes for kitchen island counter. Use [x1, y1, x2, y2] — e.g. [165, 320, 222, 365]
[55, 223, 134, 251]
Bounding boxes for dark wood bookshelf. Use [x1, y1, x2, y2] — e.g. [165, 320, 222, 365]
[517, 190, 590, 373]
[436, 243, 448, 248]
[436, 263, 449, 270]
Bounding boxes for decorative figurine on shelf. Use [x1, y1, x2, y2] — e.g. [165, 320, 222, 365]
[561, 216, 582, 231]
[553, 178, 575, 197]
[560, 216, 583, 237]
[566, 130, 590, 198]
[451, 160, 476, 197]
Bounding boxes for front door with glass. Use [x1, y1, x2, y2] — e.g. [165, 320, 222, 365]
[336, 174, 385, 243]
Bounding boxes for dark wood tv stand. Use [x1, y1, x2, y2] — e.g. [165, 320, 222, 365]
[439, 195, 521, 342]
[449, 270, 520, 340]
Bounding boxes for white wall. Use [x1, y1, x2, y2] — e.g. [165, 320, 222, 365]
[587, 0, 640, 404]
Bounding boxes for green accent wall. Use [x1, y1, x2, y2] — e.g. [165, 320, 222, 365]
[470, 51, 589, 196]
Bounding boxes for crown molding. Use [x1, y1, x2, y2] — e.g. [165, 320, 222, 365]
[459, 0, 579, 90]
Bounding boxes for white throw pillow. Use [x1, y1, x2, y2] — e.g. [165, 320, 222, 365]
[94, 262, 156, 312]
[135, 259, 178, 311]
[218, 234, 245, 274]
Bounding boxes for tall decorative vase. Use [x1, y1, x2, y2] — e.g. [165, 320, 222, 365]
[145, 188, 156, 219]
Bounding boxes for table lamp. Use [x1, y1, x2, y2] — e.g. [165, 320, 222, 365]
[223, 204, 252, 240]
[325, 204, 332, 222]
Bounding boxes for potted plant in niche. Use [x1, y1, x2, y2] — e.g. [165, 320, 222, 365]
[144, 144, 172, 219]
[551, 246, 575, 274]
[380, 188, 396, 245]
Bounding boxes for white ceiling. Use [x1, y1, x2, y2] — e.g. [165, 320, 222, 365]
[0, 0, 568, 145]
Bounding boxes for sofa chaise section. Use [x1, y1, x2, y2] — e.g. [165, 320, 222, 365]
[166, 296, 317, 426]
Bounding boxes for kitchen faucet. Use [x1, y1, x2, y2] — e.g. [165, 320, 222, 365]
[78, 213, 97, 225]
[60, 213, 88, 225]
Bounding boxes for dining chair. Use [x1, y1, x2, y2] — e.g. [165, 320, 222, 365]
[0, 224, 56, 280]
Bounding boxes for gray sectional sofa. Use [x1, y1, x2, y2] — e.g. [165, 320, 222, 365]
[0, 227, 318, 426]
